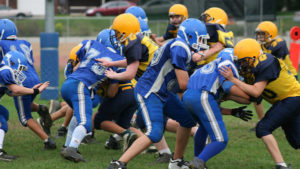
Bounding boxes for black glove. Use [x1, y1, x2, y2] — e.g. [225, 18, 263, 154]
[231, 106, 253, 121]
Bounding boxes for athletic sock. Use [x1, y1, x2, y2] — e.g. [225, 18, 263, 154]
[0, 129, 5, 149]
[64, 116, 77, 147]
[69, 125, 87, 148]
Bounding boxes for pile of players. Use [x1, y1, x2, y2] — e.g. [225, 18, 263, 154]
[0, 3, 299, 169]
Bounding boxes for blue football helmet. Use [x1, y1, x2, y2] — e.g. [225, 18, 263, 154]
[138, 18, 151, 37]
[96, 29, 123, 56]
[0, 19, 18, 40]
[125, 6, 148, 23]
[177, 18, 209, 52]
[3, 51, 28, 84]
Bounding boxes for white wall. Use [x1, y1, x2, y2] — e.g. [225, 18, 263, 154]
[18, 0, 45, 16]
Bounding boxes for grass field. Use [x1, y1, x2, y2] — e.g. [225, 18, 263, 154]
[0, 76, 300, 169]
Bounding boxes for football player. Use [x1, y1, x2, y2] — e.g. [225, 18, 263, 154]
[60, 39, 124, 162]
[185, 48, 252, 168]
[93, 28, 138, 152]
[97, 13, 159, 82]
[0, 51, 50, 160]
[0, 19, 55, 149]
[194, 7, 234, 67]
[256, 21, 297, 79]
[125, 6, 148, 23]
[106, 18, 207, 169]
[220, 38, 300, 169]
[151, 4, 188, 46]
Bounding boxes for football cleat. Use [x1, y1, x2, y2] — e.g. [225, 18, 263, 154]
[44, 137, 56, 150]
[276, 164, 291, 169]
[37, 104, 52, 130]
[56, 126, 67, 138]
[107, 160, 127, 169]
[37, 117, 51, 136]
[105, 135, 121, 150]
[122, 130, 137, 152]
[62, 147, 86, 163]
[168, 157, 190, 169]
[154, 153, 173, 163]
[0, 149, 17, 161]
[81, 135, 98, 144]
[49, 100, 61, 114]
[189, 157, 207, 169]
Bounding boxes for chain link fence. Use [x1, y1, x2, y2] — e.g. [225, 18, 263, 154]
[12, 15, 300, 41]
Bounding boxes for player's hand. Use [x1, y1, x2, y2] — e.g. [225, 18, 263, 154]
[105, 68, 118, 79]
[192, 52, 204, 62]
[33, 83, 42, 89]
[96, 58, 112, 67]
[231, 106, 253, 121]
[38, 81, 50, 93]
[219, 66, 234, 81]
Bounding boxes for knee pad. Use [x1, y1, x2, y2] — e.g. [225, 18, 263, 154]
[256, 121, 271, 138]
[0, 115, 8, 132]
[146, 124, 164, 143]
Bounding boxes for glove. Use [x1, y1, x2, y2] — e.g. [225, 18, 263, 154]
[231, 106, 253, 121]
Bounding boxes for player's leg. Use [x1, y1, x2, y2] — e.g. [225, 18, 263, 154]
[257, 96, 300, 168]
[60, 79, 91, 162]
[14, 95, 56, 149]
[107, 92, 165, 168]
[166, 92, 196, 169]
[0, 105, 16, 161]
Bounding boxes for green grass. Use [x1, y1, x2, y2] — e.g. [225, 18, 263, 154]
[0, 75, 300, 169]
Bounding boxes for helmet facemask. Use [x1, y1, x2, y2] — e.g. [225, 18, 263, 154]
[110, 30, 124, 53]
[200, 13, 212, 24]
[237, 57, 255, 84]
[256, 31, 271, 44]
[169, 14, 184, 27]
[10, 59, 27, 85]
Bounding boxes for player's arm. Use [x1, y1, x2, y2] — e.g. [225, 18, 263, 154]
[105, 60, 139, 81]
[6, 81, 49, 96]
[96, 58, 127, 67]
[220, 65, 267, 97]
[152, 36, 165, 46]
[201, 42, 224, 61]
[174, 68, 189, 90]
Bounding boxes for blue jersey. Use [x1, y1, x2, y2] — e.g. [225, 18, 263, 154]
[0, 64, 16, 99]
[135, 38, 191, 101]
[68, 40, 124, 89]
[0, 39, 40, 88]
[188, 48, 239, 97]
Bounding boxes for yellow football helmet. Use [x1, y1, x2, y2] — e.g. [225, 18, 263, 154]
[69, 44, 82, 65]
[111, 13, 140, 43]
[234, 38, 262, 84]
[169, 4, 188, 19]
[201, 7, 228, 27]
[169, 4, 188, 27]
[255, 21, 278, 43]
